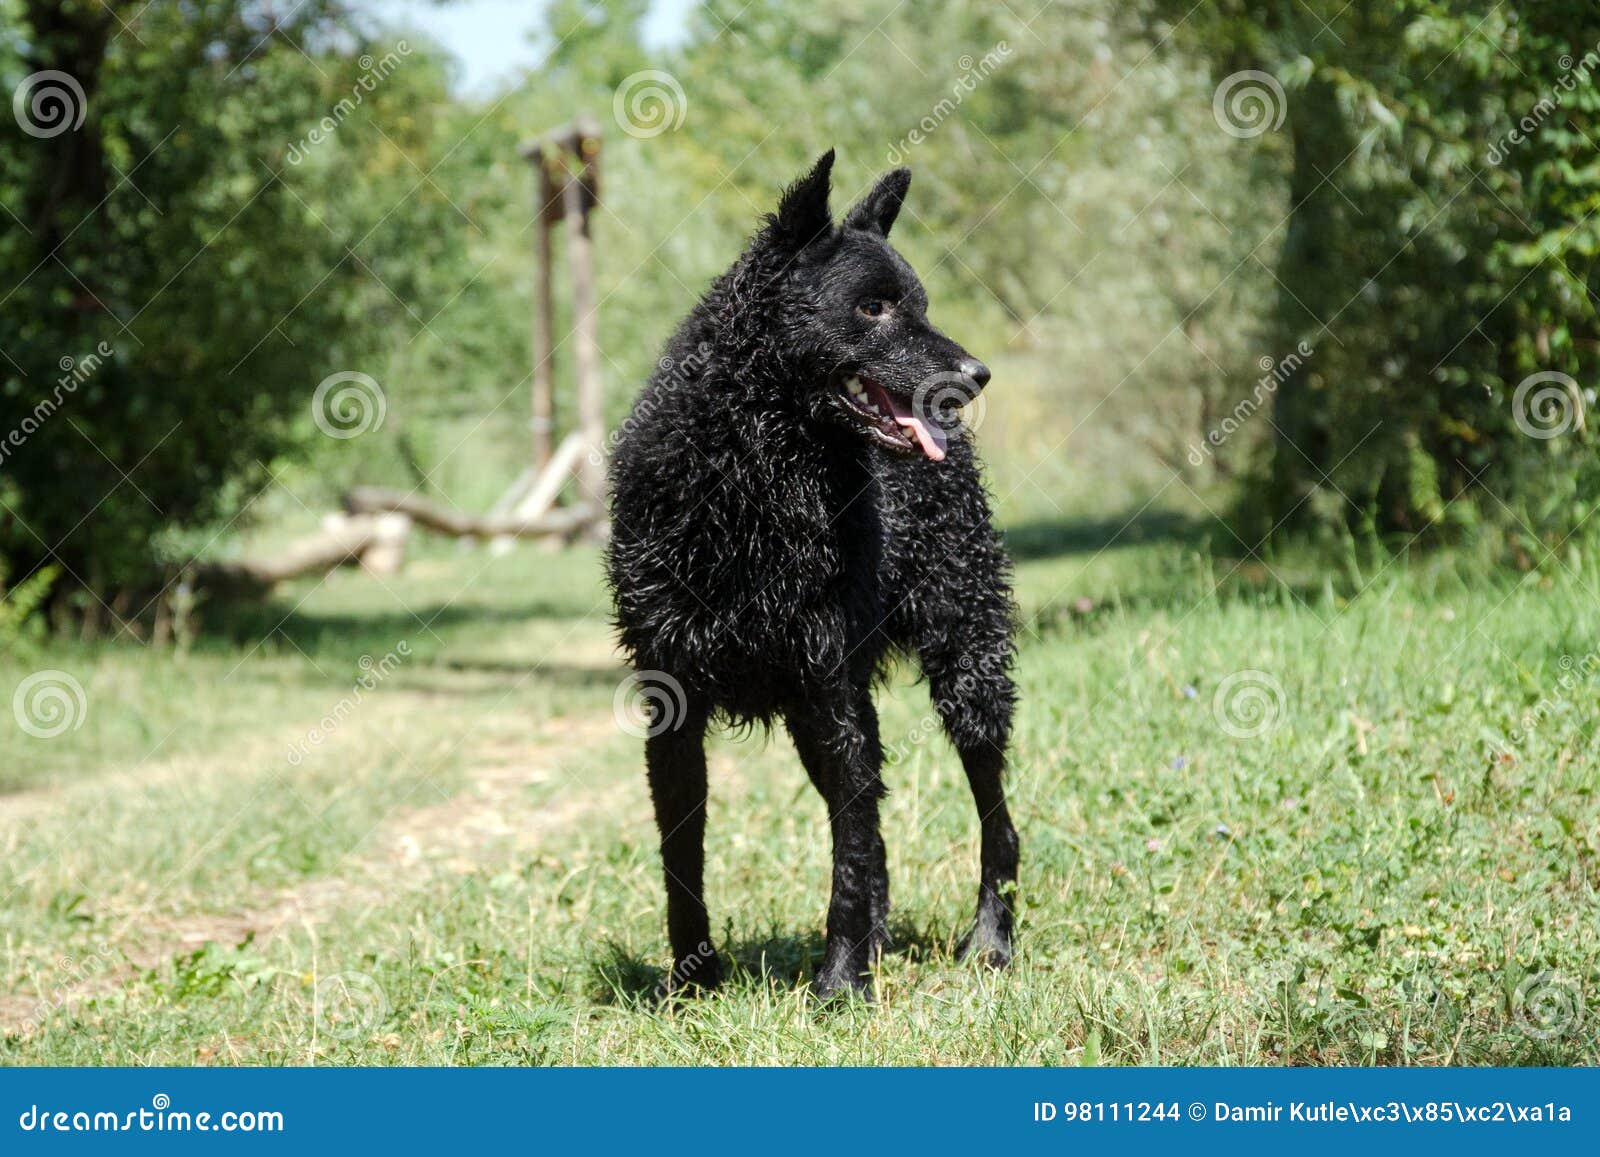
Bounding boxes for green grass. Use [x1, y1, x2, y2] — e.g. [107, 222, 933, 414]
[1, 355, 1596, 1065]
[3, 523, 1597, 1065]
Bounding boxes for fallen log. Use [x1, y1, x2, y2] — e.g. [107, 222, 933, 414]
[192, 488, 596, 602]
[195, 512, 411, 597]
[343, 487, 596, 540]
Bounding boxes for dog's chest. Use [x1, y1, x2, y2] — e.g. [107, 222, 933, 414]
[709, 459, 889, 662]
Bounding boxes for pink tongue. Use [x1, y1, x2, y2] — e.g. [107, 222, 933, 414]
[881, 389, 947, 461]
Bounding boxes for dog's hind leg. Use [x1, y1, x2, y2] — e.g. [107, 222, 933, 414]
[787, 704, 892, 966]
[787, 690, 887, 1000]
[924, 647, 1019, 969]
[645, 693, 722, 994]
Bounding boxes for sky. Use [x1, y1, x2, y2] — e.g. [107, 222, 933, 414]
[384, 0, 697, 94]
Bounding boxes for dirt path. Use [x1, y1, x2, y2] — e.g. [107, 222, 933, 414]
[1, 707, 633, 1034]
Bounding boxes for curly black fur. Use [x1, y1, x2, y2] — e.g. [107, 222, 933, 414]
[606, 151, 1019, 1000]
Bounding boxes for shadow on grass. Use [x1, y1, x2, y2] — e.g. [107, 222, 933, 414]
[1002, 508, 1216, 561]
[202, 598, 590, 654]
[590, 920, 953, 1006]
[390, 662, 629, 698]
[1007, 509, 1405, 634]
[436, 657, 624, 679]
[1026, 565, 1347, 636]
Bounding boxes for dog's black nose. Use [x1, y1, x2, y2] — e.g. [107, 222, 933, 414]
[959, 359, 991, 388]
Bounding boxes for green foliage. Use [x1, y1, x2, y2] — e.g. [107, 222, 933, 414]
[1152, 1, 1600, 543]
[4, 0, 1276, 618]
[0, 560, 55, 648]
[0, 1, 459, 612]
[328, 0, 1275, 515]
[13, 0, 1595, 627]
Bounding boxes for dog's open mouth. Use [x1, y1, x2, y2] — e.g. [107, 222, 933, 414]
[835, 373, 947, 461]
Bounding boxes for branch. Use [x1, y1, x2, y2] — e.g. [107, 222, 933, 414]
[342, 487, 596, 540]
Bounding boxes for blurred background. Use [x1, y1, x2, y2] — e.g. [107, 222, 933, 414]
[2, 1, 1599, 1065]
[3, 0, 1595, 624]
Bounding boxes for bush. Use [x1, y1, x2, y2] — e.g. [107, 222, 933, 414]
[0, 0, 456, 619]
[1152, 1, 1600, 545]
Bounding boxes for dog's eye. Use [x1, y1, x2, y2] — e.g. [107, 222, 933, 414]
[858, 299, 889, 318]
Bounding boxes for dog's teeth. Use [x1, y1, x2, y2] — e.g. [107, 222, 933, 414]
[846, 376, 864, 395]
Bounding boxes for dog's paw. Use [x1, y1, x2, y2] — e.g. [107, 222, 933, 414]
[813, 949, 875, 1003]
[813, 968, 874, 1004]
[956, 924, 1013, 970]
[662, 948, 723, 998]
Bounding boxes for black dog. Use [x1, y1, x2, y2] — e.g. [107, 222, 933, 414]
[606, 151, 1018, 1000]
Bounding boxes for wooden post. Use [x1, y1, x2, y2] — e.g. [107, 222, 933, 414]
[515, 115, 605, 539]
[530, 161, 558, 474]
[560, 115, 606, 520]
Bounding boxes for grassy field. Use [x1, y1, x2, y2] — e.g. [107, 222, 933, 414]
[2, 359, 1598, 1066]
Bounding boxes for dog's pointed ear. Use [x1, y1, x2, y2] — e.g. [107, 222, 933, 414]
[770, 149, 836, 248]
[844, 167, 911, 237]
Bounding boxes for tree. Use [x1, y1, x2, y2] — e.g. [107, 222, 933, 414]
[0, 1, 453, 627]
[1151, 1, 1600, 544]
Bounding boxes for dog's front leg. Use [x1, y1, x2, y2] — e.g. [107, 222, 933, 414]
[645, 693, 722, 995]
[794, 692, 886, 1001]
